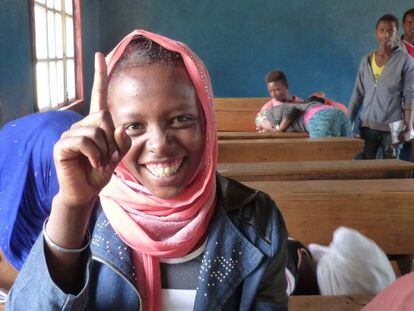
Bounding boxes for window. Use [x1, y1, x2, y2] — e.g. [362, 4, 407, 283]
[30, 0, 83, 111]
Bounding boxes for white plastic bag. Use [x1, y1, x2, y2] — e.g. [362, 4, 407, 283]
[308, 227, 396, 295]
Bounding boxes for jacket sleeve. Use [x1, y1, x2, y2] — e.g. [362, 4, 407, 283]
[402, 56, 414, 110]
[253, 197, 288, 311]
[6, 233, 92, 311]
[348, 58, 366, 122]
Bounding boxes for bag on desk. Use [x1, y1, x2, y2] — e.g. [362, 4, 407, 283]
[308, 227, 396, 295]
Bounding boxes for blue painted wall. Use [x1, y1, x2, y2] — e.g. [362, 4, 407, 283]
[98, 0, 413, 104]
[0, 0, 34, 125]
[1, 1, 413, 126]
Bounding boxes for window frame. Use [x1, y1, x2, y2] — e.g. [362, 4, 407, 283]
[29, 0, 84, 112]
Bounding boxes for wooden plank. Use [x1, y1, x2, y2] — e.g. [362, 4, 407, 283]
[218, 159, 414, 181]
[289, 295, 373, 311]
[215, 108, 258, 132]
[245, 179, 414, 255]
[214, 97, 267, 110]
[218, 131, 308, 140]
[214, 98, 269, 132]
[218, 138, 364, 163]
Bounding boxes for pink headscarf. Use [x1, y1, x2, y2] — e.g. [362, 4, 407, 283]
[99, 30, 218, 311]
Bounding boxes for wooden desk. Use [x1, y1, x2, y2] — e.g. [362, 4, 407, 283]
[218, 131, 308, 140]
[289, 295, 373, 311]
[218, 159, 414, 181]
[218, 138, 364, 163]
[245, 179, 414, 256]
[214, 97, 267, 132]
[214, 97, 266, 110]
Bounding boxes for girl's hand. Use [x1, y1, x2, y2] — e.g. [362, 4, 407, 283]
[53, 53, 131, 210]
[259, 120, 273, 132]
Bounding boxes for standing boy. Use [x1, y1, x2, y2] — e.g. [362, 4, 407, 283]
[348, 14, 414, 159]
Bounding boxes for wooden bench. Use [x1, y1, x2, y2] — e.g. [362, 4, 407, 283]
[218, 131, 307, 140]
[214, 97, 267, 132]
[289, 295, 373, 311]
[245, 179, 414, 259]
[218, 159, 414, 181]
[218, 138, 364, 163]
[214, 97, 266, 110]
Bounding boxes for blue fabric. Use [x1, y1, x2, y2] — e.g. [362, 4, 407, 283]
[0, 110, 82, 270]
[307, 107, 352, 138]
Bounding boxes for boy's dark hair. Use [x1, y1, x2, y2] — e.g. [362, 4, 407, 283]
[376, 14, 399, 30]
[403, 9, 414, 23]
[265, 70, 288, 86]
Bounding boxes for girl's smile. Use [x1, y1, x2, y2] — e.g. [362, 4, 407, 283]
[108, 63, 204, 199]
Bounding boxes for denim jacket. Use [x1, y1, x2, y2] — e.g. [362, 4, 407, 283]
[6, 175, 288, 310]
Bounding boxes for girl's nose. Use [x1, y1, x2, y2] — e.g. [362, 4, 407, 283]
[146, 126, 170, 155]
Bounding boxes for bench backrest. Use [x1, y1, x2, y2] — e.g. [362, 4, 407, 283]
[218, 138, 364, 162]
[218, 131, 308, 140]
[214, 98, 267, 132]
[245, 179, 414, 256]
[218, 160, 414, 181]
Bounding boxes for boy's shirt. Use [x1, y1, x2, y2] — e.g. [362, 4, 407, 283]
[371, 51, 384, 84]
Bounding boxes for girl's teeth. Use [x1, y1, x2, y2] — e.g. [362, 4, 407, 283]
[146, 161, 182, 177]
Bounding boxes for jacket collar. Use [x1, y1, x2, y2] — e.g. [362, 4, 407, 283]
[216, 173, 259, 213]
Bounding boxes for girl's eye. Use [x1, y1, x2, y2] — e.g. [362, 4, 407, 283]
[172, 115, 196, 128]
[126, 123, 144, 133]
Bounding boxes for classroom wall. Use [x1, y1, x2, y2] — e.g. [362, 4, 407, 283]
[0, 0, 34, 126]
[1, 1, 413, 126]
[97, 0, 413, 104]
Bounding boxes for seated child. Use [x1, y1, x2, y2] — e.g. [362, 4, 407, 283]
[256, 70, 304, 131]
[261, 101, 351, 138]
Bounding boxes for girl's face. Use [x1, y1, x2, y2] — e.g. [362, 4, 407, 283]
[376, 21, 397, 48]
[108, 63, 204, 199]
[267, 81, 289, 102]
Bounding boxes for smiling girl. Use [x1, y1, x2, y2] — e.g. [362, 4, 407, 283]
[6, 30, 288, 311]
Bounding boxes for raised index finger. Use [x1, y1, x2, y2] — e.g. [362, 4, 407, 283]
[90, 52, 108, 114]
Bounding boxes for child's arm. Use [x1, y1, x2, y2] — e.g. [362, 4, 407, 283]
[348, 59, 366, 123]
[277, 105, 301, 131]
[400, 58, 414, 142]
